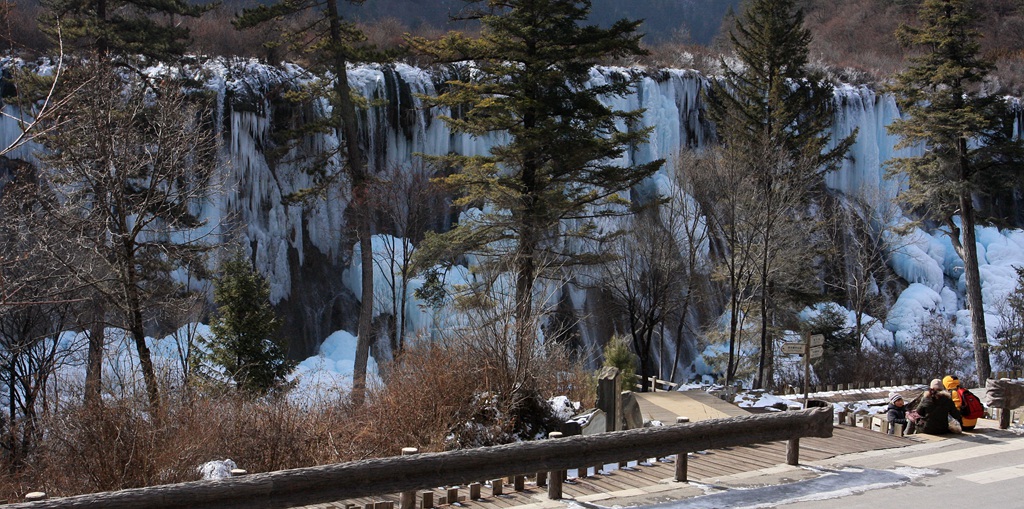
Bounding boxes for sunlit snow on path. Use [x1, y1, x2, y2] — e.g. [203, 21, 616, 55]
[581, 466, 936, 509]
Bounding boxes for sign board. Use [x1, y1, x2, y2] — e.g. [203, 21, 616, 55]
[781, 342, 807, 355]
[809, 346, 824, 359]
[810, 334, 825, 347]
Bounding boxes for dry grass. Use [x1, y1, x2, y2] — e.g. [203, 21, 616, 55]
[0, 337, 593, 502]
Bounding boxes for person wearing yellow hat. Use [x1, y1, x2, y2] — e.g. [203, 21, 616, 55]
[943, 375, 977, 431]
[916, 378, 962, 434]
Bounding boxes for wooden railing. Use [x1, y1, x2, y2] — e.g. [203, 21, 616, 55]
[6, 407, 834, 509]
[635, 376, 679, 392]
[985, 378, 1024, 429]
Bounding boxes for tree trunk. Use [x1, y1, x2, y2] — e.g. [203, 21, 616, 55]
[326, 0, 372, 406]
[85, 298, 105, 407]
[514, 239, 537, 391]
[352, 217, 374, 406]
[959, 190, 992, 387]
[757, 245, 769, 390]
[129, 310, 160, 412]
[7, 356, 17, 474]
[125, 253, 160, 413]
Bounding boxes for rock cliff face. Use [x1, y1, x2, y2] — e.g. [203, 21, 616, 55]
[4, 57, 1022, 376]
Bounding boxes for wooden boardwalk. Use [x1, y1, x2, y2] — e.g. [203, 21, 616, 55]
[296, 425, 914, 509]
[293, 392, 917, 509]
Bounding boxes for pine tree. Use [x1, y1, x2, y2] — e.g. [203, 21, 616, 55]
[42, 0, 212, 62]
[234, 0, 379, 405]
[886, 0, 1023, 387]
[706, 0, 853, 389]
[202, 254, 294, 395]
[411, 0, 661, 399]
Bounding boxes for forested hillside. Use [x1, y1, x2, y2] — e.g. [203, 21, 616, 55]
[4, 0, 1023, 93]
[799, 0, 1024, 94]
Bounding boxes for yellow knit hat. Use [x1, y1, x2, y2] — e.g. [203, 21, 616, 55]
[942, 375, 960, 390]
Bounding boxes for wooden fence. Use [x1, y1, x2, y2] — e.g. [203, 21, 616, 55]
[638, 370, 1024, 395]
[7, 407, 834, 509]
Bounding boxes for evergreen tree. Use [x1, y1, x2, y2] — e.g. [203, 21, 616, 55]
[602, 335, 638, 392]
[202, 253, 294, 395]
[234, 0, 379, 405]
[42, 0, 212, 62]
[706, 0, 853, 389]
[411, 0, 661, 399]
[886, 0, 1023, 387]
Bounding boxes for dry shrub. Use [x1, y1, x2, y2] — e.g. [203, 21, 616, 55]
[0, 336, 593, 501]
[193, 396, 349, 471]
[27, 399, 196, 497]
[0, 392, 351, 501]
[351, 337, 593, 452]
[532, 341, 596, 410]
[350, 341, 483, 455]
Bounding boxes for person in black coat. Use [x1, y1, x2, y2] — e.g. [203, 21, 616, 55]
[915, 378, 962, 435]
[886, 392, 908, 435]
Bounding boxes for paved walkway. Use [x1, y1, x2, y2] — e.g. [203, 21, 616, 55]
[633, 390, 744, 423]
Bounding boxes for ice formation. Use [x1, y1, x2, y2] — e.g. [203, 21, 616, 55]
[3, 57, 1023, 379]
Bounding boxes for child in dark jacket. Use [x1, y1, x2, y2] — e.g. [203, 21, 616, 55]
[886, 392, 909, 435]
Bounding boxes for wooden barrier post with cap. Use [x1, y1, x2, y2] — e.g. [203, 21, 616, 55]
[674, 417, 689, 482]
[400, 448, 418, 509]
[546, 431, 563, 499]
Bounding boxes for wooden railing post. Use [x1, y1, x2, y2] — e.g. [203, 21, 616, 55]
[547, 432, 564, 499]
[400, 448, 418, 509]
[787, 438, 800, 466]
[421, 491, 434, 509]
[597, 367, 621, 432]
[674, 417, 689, 482]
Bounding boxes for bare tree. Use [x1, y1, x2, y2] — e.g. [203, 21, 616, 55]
[0, 161, 83, 472]
[994, 266, 1024, 374]
[667, 154, 713, 382]
[823, 188, 909, 380]
[0, 302, 77, 473]
[369, 161, 447, 358]
[689, 145, 761, 385]
[35, 61, 219, 413]
[597, 172, 712, 391]
[901, 315, 970, 380]
[600, 209, 684, 391]
[436, 253, 566, 419]
[689, 142, 818, 388]
[0, 21, 70, 158]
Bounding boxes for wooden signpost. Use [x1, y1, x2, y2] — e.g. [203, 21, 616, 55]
[782, 333, 824, 408]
